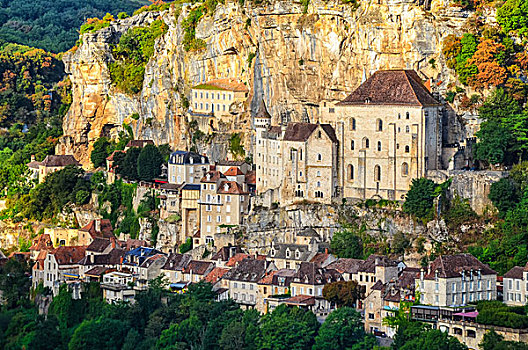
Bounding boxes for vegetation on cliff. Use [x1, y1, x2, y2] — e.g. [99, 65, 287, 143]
[0, 0, 150, 52]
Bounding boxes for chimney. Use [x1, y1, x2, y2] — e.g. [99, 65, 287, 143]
[420, 268, 424, 281]
[95, 219, 101, 233]
[111, 237, 116, 249]
[325, 248, 328, 254]
[170, 261, 174, 268]
[230, 246, 237, 259]
[31, 155, 35, 162]
[89, 254, 94, 264]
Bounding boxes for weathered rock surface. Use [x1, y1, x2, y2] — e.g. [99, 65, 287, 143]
[58, 0, 472, 166]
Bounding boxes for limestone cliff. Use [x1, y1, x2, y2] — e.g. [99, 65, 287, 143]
[57, 0, 473, 166]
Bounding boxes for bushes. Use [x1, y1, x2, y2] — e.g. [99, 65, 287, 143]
[476, 300, 528, 329]
[179, 237, 193, 253]
[403, 178, 438, 220]
[182, 5, 207, 52]
[80, 13, 115, 34]
[109, 20, 168, 95]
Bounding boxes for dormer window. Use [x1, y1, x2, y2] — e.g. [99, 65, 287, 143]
[224, 183, 229, 191]
[270, 248, 275, 257]
[286, 249, 291, 258]
[365, 97, 371, 104]
[190, 158, 194, 164]
[295, 250, 300, 259]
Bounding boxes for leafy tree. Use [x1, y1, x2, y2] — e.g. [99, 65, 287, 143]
[0, 258, 30, 309]
[229, 133, 246, 160]
[119, 147, 141, 180]
[480, 329, 528, 350]
[497, 0, 528, 36]
[68, 317, 129, 350]
[399, 328, 468, 350]
[488, 178, 519, 217]
[179, 237, 193, 254]
[313, 307, 373, 350]
[91, 137, 114, 168]
[137, 144, 164, 181]
[403, 178, 437, 219]
[258, 304, 319, 350]
[322, 280, 363, 307]
[330, 226, 364, 258]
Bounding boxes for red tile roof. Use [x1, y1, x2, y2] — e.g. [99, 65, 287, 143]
[217, 181, 247, 195]
[204, 267, 228, 284]
[193, 79, 248, 92]
[337, 70, 439, 107]
[224, 167, 244, 176]
[226, 253, 250, 267]
[201, 170, 226, 183]
[284, 295, 315, 306]
[126, 140, 154, 148]
[30, 234, 53, 252]
[106, 150, 125, 161]
[183, 260, 214, 275]
[52, 246, 86, 265]
[80, 219, 114, 239]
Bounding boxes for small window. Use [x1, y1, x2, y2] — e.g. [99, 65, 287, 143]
[406, 125, 410, 133]
[377, 141, 382, 151]
[405, 145, 410, 153]
[350, 118, 356, 131]
[362, 137, 369, 149]
[406, 112, 410, 119]
[329, 107, 335, 113]
[317, 154, 322, 161]
[351, 140, 355, 150]
[374, 165, 381, 182]
[376, 119, 383, 131]
[402, 162, 409, 176]
[348, 164, 354, 180]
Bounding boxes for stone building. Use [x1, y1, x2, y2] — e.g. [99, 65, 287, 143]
[255, 118, 339, 205]
[167, 151, 209, 185]
[320, 69, 442, 200]
[503, 263, 528, 306]
[190, 79, 249, 132]
[417, 254, 497, 307]
[29, 154, 81, 183]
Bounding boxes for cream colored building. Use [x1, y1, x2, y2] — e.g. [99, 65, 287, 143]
[503, 263, 528, 306]
[255, 118, 339, 205]
[31, 155, 80, 183]
[198, 170, 250, 247]
[319, 70, 442, 200]
[417, 254, 497, 307]
[167, 151, 209, 185]
[190, 79, 248, 131]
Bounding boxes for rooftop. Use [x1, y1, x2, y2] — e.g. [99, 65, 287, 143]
[337, 70, 439, 107]
[282, 122, 338, 143]
[192, 79, 248, 92]
[40, 154, 80, 167]
[125, 140, 154, 149]
[424, 254, 496, 280]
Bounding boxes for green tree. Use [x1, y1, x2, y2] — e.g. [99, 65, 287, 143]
[91, 137, 114, 168]
[68, 317, 129, 350]
[119, 147, 141, 180]
[258, 304, 319, 350]
[322, 280, 363, 307]
[488, 178, 519, 217]
[137, 144, 163, 181]
[313, 307, 373, 350]
[480, 329, 528, 350]
[330, 226, 364, 258]
[0, 258, 30, 309]
[403, 178, 437, 219]
[399, 328, 468, 350]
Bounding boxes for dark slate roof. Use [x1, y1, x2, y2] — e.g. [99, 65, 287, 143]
[293, 262, 343, 285]
[424, 254, 497, 280]
[41, 155, 80, 167]
[78, 249, 124, 266]
[216, 160, 248, 167]
[211, 246, 243, 262]
[223, 258, 270, 282]
[337, 70, 439, 107]
[162, 253, 191, 271]
[86, 238, 111, 253]
[255, 99, 271, 119]
[169, 151, 209, 165]
[372, 280, 384, 291]
[504, 266, 524, 279]
[282, 122, 337, 143]
[359, 255, 399, 273]
[182, 184, 201, 191]
[396, 268, 420, 290]
[297, 228, 318, 237]
[269, 243, 313, 261]
[183, 260, 214, 275]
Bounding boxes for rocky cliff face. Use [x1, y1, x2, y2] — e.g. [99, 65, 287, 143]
[58, 0, 472, 166]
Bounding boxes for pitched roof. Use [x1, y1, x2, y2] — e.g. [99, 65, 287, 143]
[79, 219, 114, 239]
[337, 70, 439, 107]
[27, 160, 41, 169]
[282, 122, 337, 143]
[294, 262, 343, 285]
[193, 79, 248, 92]
[283, 295, 316, 306]
[223, 258, 269, 282]
[86, 238, 112, 253]
[217, 181, 247, 195]
[78, 248, 124, 266]
[224, 167, 244, 176]
[258, 268, 296, 285]
[327, 258, 363, 274]
[126, 140, 154, 148]
[40, 155, 80, 167]
[245, 171, 256, 185]
[183, 260, 214, 275]
[504, 266, 524, 279]
[269, 243, 313, 261]
[52, 246, 86, 265]
[201, 170, 226, 183]
[360, 255, 399, 273]
[211, 246, 243, 261]
[216, 160, 248, 167]
[30, 234, 53, 252]
[226, 253, 251, 267]
[162, 253, 191, 271]
[424, 254, 497, 280]
[85, 266, 110, 277]
[169, 151, 208, 165]
[204, 267, 229, 284]
[255, 99, 271, 119]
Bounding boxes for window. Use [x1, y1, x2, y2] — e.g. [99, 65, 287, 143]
[350, 118, 356, 130]
[377, 141, 382, 151]
[329, 107, 335, 113]
[376, 119, 383, 131]
[216, 216, 221, 222]
[195, 92, 197, 98]
[435, 283, 439, 291]
[317, 181, 321, 187]
[374, 165, 381, 182]
[226, 195, 231, 202]
[362, 137, 369, 149]
[351, 140, 355, 150]
[315, 191, 324, 198]
[317, 171, 321, 177]
[406, 112, 410, 119]
[405, 145, 410, 153]
[299, 171, 303, 177]
[368, 313, 375, 320]
[317, 154, 322, 161]
[402, 162, 409, 176]
[300, 149, 303, 160]
[203, 184, 206, 190]
[206, 205, 212, 212]
[348, 164, 354, 180]
[207, 215, 212, 222]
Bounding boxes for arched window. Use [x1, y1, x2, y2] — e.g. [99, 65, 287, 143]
[402, 162, 409, 176]
[351, 140, 355, 150]
[377, 141, 382, 151]
[376, 119, 383, 131]
[317, 181, 321, 187]
[406, 125, 410, 133]
[315, 191, 324, 198]
[350, 118, 356, 131]
[317, 154, 322, 161]
[374, 165, 381, 182]
[348, 164, 354, 180]
[406, 112, 410, 119]
[405, 145, 410, 153]
[362, 137, 369, 149]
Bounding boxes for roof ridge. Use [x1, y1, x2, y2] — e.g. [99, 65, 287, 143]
[403, 71, 422, 106]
